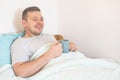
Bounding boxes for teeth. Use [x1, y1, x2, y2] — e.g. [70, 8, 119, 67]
[35, 26, 40, 30]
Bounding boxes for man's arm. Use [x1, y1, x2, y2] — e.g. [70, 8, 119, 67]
[13, 42, 62, 78]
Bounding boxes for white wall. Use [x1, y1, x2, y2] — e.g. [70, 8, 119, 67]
[58, 0, 120, 63]
[0, 0, 58, 34]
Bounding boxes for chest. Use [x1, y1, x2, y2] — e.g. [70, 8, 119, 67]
[25, 36, 55, 56]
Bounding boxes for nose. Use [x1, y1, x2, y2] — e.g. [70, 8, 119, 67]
[37, 20, 43, 24]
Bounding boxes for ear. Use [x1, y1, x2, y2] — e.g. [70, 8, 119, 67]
[22, 20, 27, 28]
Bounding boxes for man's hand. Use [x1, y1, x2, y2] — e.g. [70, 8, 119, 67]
[69, 41, 78, 52]
[46, 42, 63, 59]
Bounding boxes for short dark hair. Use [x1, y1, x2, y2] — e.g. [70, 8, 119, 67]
[22, 6, 40, 20]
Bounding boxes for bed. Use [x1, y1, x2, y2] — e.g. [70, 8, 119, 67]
[0, 33, 120, 80]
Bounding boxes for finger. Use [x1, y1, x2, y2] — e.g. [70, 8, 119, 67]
[69, 43, 78, 52]
[69, 42, 76, 50]
[70, 46, 77, 51]
[74, 49, 79, 52]
[58, 43, 62, 47]
[69, 42, 75, 47]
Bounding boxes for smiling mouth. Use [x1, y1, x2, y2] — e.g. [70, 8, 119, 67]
[35, 25, 41, 30]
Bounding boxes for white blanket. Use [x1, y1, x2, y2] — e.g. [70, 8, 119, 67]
[27, 54, 120, 80]
[0, 43, 120, 80]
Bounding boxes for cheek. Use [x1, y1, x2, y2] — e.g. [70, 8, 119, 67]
[29, 22, 36, 28]
[42, 22, 45, 26]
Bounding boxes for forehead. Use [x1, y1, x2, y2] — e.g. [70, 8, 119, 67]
[27, 11, 42, 18]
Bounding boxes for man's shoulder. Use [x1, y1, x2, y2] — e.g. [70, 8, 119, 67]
[41, 33, 54, 37]
[12, 37, 26, 45]
[14, 37, 24, 41]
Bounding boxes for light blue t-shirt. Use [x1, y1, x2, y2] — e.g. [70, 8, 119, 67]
[11, 33, 56, 65]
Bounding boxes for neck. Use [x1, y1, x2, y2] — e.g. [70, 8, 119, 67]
[23, 32, 41, 38]
[23, 32, 35, 38]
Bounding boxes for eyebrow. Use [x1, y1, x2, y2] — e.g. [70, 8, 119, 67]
[31, 16, 43, 19]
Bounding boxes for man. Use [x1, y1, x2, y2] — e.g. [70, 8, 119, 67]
[11, 6, 78, 78]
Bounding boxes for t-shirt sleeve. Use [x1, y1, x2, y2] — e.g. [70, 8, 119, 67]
[11, 38, 29, 65]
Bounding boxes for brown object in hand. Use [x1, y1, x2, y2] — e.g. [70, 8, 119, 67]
[54, 34, 64, 41]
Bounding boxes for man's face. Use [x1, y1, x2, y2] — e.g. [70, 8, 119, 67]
[23, 11, 44, 36]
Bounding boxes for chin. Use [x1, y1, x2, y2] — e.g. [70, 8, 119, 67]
[37, 31, 42, 35]
[35, 33, 41, 36]
[33, 29, 43, 36]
